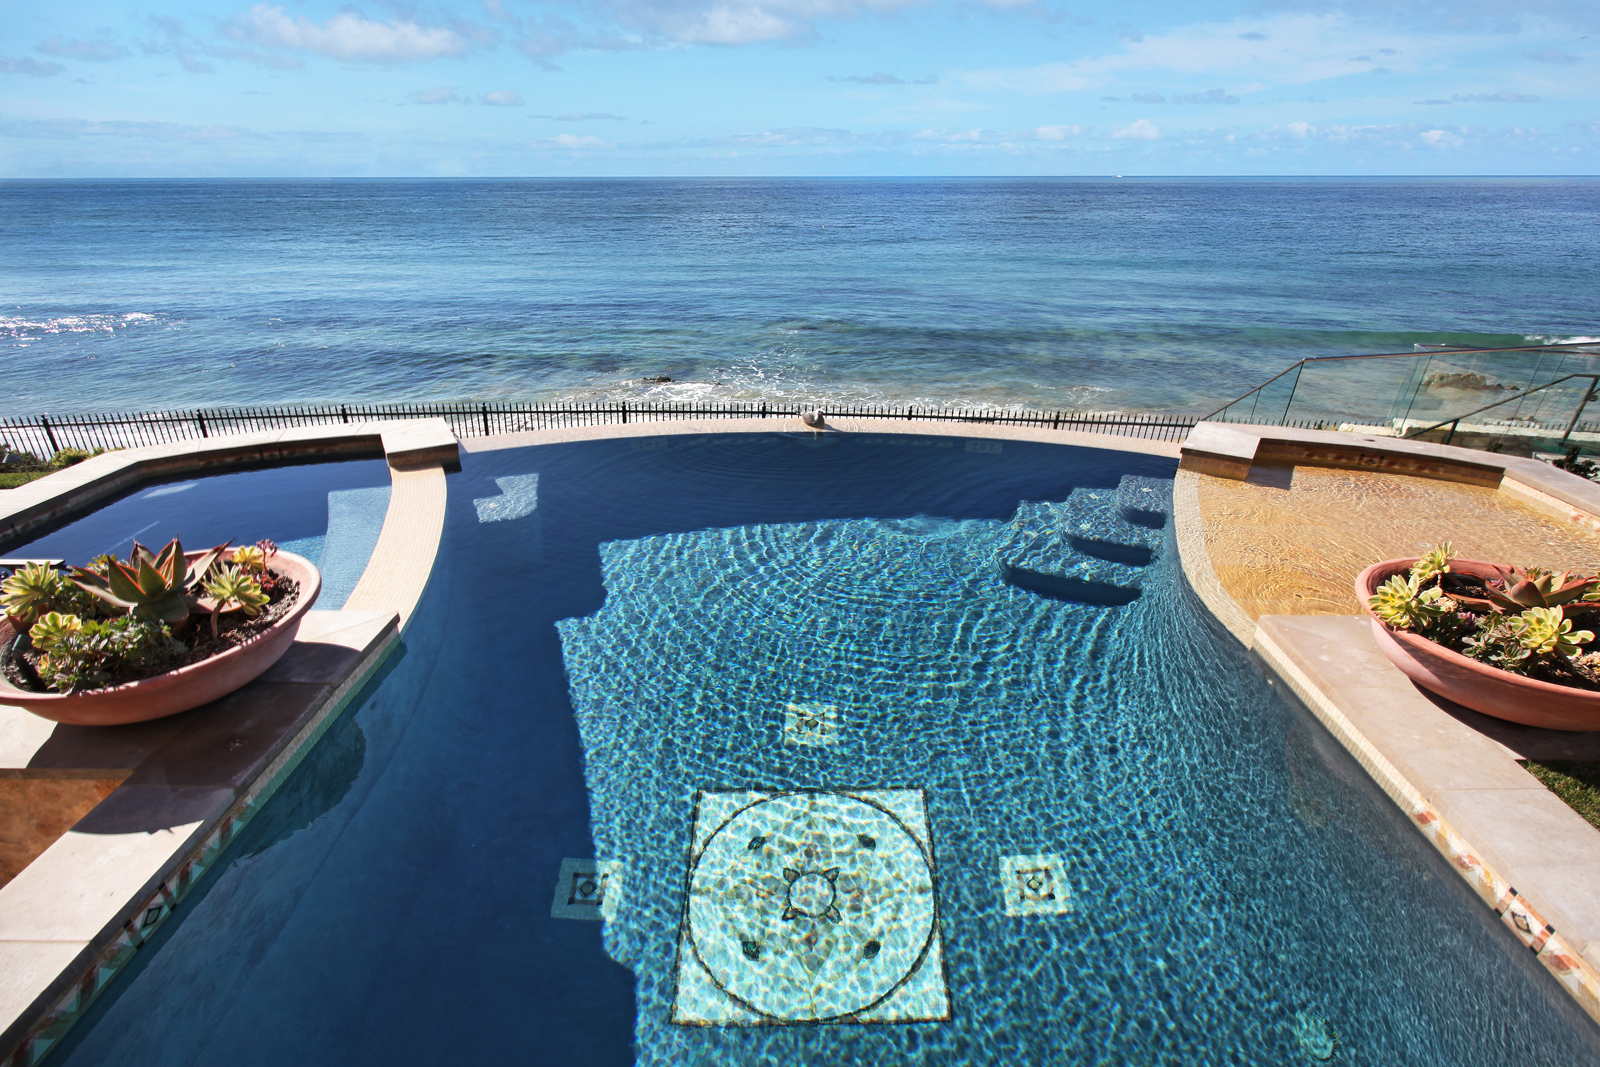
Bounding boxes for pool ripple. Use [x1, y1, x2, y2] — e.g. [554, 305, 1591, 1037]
[555, 482, 1600, 1065]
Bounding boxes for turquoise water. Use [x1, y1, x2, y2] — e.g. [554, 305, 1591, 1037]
[3, 178, 1598, 418]
[44, 434, 1600, 1065]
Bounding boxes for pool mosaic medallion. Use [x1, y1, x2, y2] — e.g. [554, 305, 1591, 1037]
[672, 789, 950, 1026]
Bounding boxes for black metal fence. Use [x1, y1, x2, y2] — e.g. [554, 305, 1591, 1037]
[0, 402, 1203, 460]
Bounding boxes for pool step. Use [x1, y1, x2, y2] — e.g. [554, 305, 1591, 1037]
[995, 479, 1170, 605]
[1117, 475, 1173, 529]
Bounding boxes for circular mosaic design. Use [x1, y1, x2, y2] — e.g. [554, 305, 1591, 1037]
[685, 792, 937, 1022]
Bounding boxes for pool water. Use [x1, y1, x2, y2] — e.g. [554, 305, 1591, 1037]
[9, 460, 392, 611]
[42, 434, 1600, 1065]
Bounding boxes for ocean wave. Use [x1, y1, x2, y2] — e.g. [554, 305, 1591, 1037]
[0, 312, 160, 337]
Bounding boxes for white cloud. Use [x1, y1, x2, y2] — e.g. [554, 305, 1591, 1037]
[0, 117, 259, 141]
[410, 86, 463, 104]
[606, 0, 922, 46]
[227, 4, 469, 64]
[36, 37, 130, 62]
[1111, 118, 1161, 139]
[0, 55, 64, 77]
[481, 90, 524, 106]
[1033, 124, 1082, 139]
[960, 14, 1475, 94]
[544, 133, 610, 147]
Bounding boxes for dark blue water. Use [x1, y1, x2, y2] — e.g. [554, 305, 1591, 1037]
[3, 178, 1597, 418]
[45, 434, 1600, 1065]
[8, 460, 393, 610]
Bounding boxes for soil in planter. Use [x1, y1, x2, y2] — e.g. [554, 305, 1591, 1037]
[1, 573, 300, 694]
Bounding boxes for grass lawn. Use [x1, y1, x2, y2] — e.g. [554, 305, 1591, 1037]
[1521, 761, 1600, 831]
[0, 470, 49, 490]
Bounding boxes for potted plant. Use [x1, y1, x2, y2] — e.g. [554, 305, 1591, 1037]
[0, 537, 320, 726]
[1356, 543, 1600, 731]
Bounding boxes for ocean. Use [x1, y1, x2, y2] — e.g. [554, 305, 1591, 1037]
[2, 177, 1597, 418]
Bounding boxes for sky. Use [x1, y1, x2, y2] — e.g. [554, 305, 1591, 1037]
[1, 0, 1596, 176]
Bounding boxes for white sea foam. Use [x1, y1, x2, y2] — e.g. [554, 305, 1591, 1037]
[0, 312, 159, 337]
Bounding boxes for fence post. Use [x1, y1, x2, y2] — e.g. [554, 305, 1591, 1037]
[760, 402, 768, 419]
[39, 415, 58, 456]
[481, 403, 490, 436]
[621, 401, 628, 425]
[196, 410, 208, 438]
[340, 405, 349, 424]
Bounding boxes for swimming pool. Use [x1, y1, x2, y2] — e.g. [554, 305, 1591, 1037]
[42, 433, 1600, 1065]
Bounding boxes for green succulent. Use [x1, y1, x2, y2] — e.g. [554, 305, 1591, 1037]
[200, 567, 270, 638]
[1409, 542, 1456, 585]
[1369, 573, 1452, 631]
[1509, 606, 1594, 659]
[28, 611, 82, 650]
[2, 563, 69, 629]
[31, 615, 178, 693]
[70, 537, 230, 624]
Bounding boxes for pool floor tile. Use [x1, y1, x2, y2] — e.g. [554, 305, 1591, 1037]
[999, 853, 1072, 916]
[782, 703, 840, 748]
[550, 857, 623, 921]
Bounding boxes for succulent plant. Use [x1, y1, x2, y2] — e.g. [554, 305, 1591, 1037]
[28, 611, 82, 650]
[230, 545, 267, 574]
[1369, 573, 1452, 631]
[2, 562, 70, 629]
[31, 615, 178, 693]
[199, 567, 270, 638]
[1509, 606, 1594, 659]
[1449, 564, 1600, 615]
[70, 537, 230, 624]
[1409, 542, 1455, 585]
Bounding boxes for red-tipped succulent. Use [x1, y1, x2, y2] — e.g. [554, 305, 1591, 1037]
[70, 537, 232, 624]
[1447, 564, 1600, 616]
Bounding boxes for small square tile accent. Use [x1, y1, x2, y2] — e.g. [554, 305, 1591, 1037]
[551, 857, 624, 921]
[673, 789, 949, 1026]
[782, 703, 840, 747]
[964, 440, 1003, 454]
[999, 853, 1071, 916]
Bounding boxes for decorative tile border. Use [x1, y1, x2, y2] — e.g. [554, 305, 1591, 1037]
[1251, 625, 1600, 1027]
[4, 626, 402, 1067]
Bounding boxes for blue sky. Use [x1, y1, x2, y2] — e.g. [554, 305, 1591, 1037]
[2, 0, 1596, 175]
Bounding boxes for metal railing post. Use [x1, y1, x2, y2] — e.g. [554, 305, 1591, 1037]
[39, 415, 58, 456]
[1560, 376, 1600, 445]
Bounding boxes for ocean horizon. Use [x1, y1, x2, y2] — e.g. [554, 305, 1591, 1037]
[4, 176, 1597, 419]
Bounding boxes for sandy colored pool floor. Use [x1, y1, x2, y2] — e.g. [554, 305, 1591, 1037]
[1195, 463, 1600, 620]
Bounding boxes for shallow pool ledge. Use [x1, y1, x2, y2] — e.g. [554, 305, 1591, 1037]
[1173, 422, 1600, 1028]
[0, 422, 454, 1065]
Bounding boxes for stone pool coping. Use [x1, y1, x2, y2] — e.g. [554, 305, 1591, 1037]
[1174, 421, 1600, 1027]
[459, 413, 1184, 457]
[0, 421, 455, 1065]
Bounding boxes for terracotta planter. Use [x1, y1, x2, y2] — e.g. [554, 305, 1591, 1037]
[1356, 557, 1600, 732]
[0, 551, 320, 726]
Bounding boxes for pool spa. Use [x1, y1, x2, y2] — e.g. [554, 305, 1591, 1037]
[7, 428, 1600, 1065]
